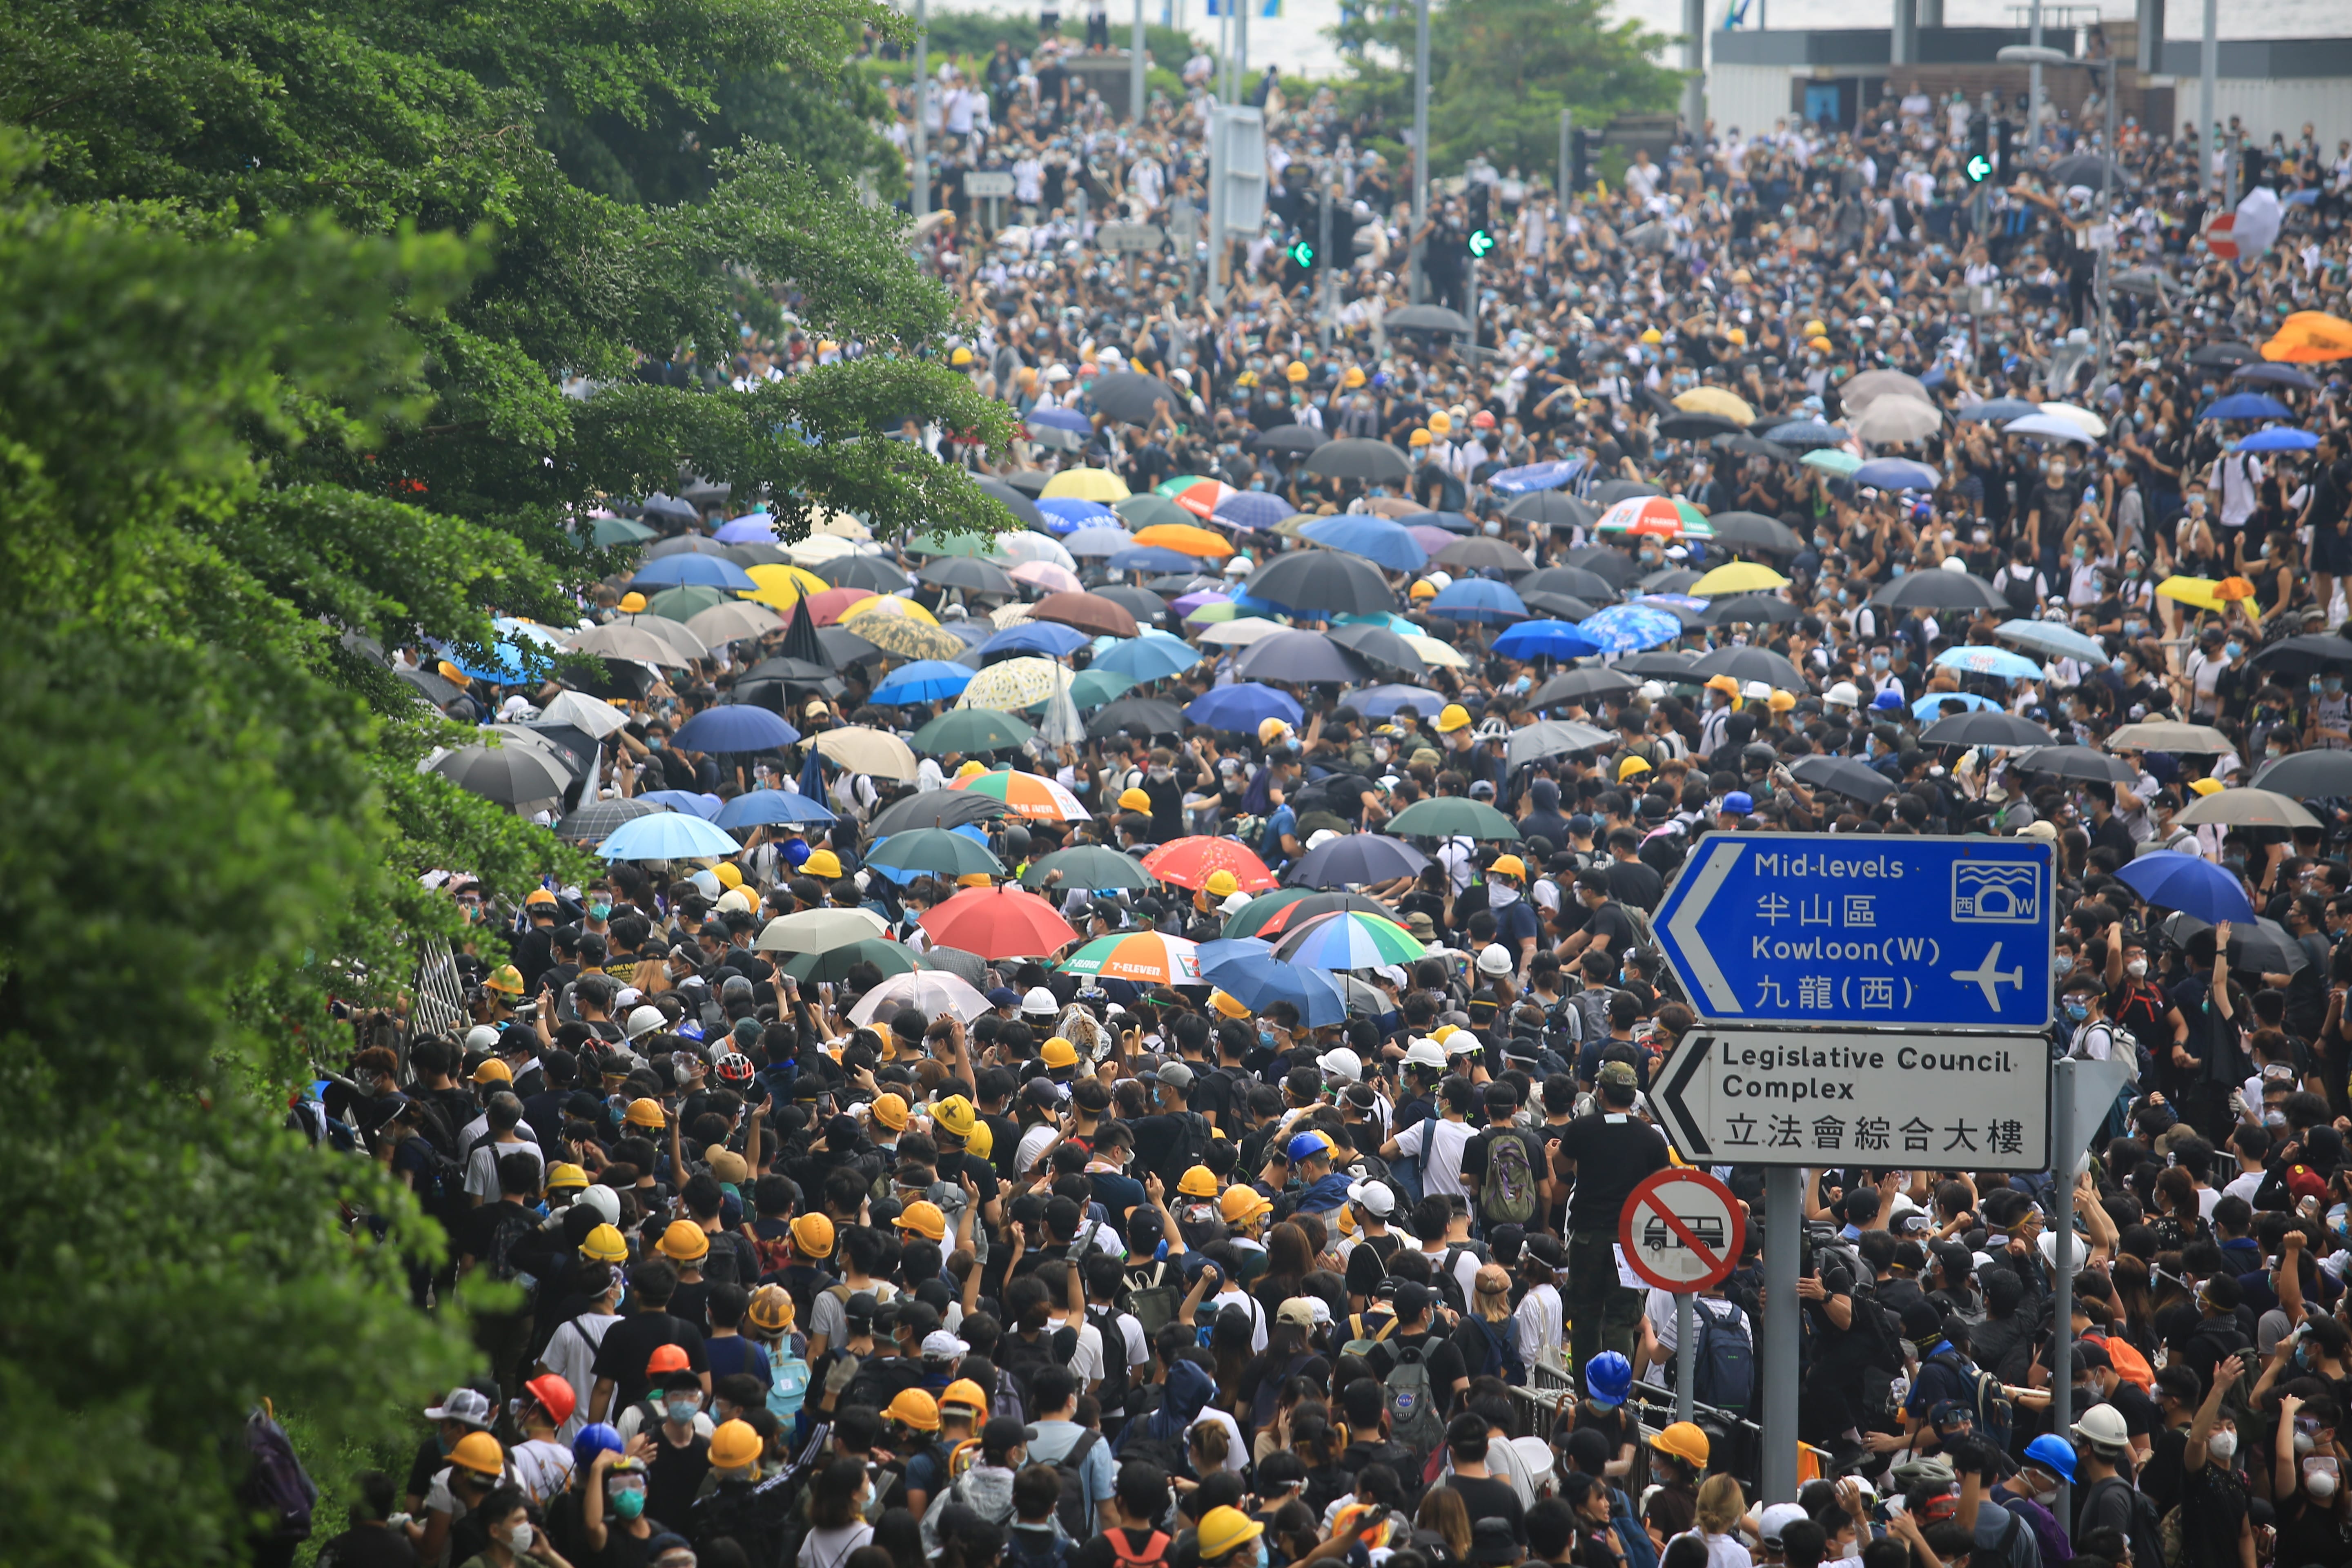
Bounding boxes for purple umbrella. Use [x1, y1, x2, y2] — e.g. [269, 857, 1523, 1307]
[713, 512, 779, 543]
[1405, 525, 1458, 556]
[1172, 590, 1229, 617]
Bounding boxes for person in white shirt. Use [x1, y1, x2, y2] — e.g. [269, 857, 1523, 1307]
[1382, 1077, 1476, 1200]
[1513, 1239, 1566, 1367]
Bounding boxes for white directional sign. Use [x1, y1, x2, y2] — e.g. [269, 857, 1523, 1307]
[962, 172, 1016, 198]
[1647, 1028, 2051, 1170]
[1096, 222, 1165, 253]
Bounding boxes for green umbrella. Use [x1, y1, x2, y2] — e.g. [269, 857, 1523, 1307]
[1067, 667, 1138, 709]
[867, 827, 1007, 877]
[912, 708, 1038, 753]
[1220, 888, 1320, 940]
[1801, 448, 1862, 478]
[906, 529, 1001, 559]
[1114, 494, 1195, 531]
[648, 585, 730, 620]
[780, 939, 918, 984]
[1154, 474, 1217, 499]
[1022, 844, 1159, 892]
[1383, 797, 1523, 840]
[1185, 600, 1238, 625]
[590, 515, 658, 547]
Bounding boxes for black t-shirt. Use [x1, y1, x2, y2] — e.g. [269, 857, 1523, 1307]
[317, 1523, 419, 1568]
[1189, 1065, 1238, 1129]
[461, 1198, 535, 1268]
[1461, 1124, 1543, 1196]
[1443, 1474, 1526, 1541]
[643, 1430, 712, 1547]
[1605, 859, 1666, 912]
[1345, 1231, 1405, 1300]
[1579, 901, 1639, 958]
[592, 1310, 710, 1411]
[1556, 1111, 1670, 1232]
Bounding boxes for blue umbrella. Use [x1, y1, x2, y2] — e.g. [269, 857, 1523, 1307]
[1956, 397, 2041, 423]
[2198, 392, 2296, 422]
[630, 553, 759, 590]
[1569, 604, 1683, 653]
[2239, 428, 2319, 453]
[1214, 492, 1298, 530]
[1093, 636, 1203, 681]
[1425, 578, 1528, 623]
[2116, 851, 2257, 924]
[1106, 546, 1200, 574]
[982, 621, 1091, 658]
[1995, 618, 2109, 664]
[1186, 683, 1305, 733]
[1853, 459, 1942, 492]
[1352, 684, 1452, 719]
[1492, 619, 1601, 659]
[713, 512, 778, 543]
[714, 790, 839, 831]
[1932, 645, 2046, 681]
[1764, 420, 1849, 448]
[1037, 498, 1119, 534]
[1396, 510, 1477, 535]
[672, 704, 802, 752]
[639, 789, 725, 819]
[1062, 523, 1136, 556]
[1200, 951, 1350, 1027]
[798, 739, 827, 804]
[432, 638, 535, 684]
[865, 823, 993, 884]
[1911, 690, 2000, 719]
[1298, 514, 1428, 572]
[597, 812, 743, 860]
[870, 659, 977, 703]
[1488, 459, 1583, 495]
[1028, 408, 1093, 436]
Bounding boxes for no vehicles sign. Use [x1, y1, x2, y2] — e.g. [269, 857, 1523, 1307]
[1619, 1167, 1743, 1293]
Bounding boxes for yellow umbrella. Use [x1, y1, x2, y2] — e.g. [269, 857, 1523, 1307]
[1403, 633, 1471, 669]
[1040, 468, 1132, 503]
[1673, 387, 1755, 424]
[1131, 522, 1235, 558]
[958, 657, 1073, 710]
[2156, 575, 2263, 624]
[741, 562, 829, 608]
[811, 509, 873, 540]
[847, 612, 963, 661]
[812, 726, 919, 782]
[1690, 562, 1790, 596]
[841, 594, 939, 627]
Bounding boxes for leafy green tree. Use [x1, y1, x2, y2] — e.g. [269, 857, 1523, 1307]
[1332, 0, 1677, 179]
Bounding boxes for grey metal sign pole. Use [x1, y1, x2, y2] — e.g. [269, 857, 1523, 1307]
[1132, 0, 1147, 126]
[1761, 1167, 1801, 1503]
[911, 0, 929, 219]
[2051, 1061, 2078, 1523]
[1411, 0, 1430, 303]
[1675, 1293, 1697, 1423]
[2200, 0, 2217, 196]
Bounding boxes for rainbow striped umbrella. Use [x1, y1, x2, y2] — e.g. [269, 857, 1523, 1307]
[1060, 931, 1203, 984]
[1593, 495, 1715, 541]
[1271, 910, 1428, 968]
[950, 768, 1090, 822]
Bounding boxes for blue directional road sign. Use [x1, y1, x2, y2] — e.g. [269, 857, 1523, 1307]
[1651, 833, 2054, 1031]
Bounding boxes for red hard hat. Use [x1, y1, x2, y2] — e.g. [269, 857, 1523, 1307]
[647, 1344, 692, 1376]
[526, 1374, 577, 1425]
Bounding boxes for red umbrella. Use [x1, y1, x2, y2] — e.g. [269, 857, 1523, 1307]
[1141, 836, 1278, 892]
[919, 885, 1079, 960]
[1167, 478, 1240, 519]
[1031, 591, 1140, 638]
[804, 586, 883, 626]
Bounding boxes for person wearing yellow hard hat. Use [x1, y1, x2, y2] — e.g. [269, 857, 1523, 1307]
[1409, 579, 1438, 600]
[618, 591, 648, 614]
[1117, 786, 1153, 813]
[802, 847, 842, 881]
[1409, 428, 1433, 448]
[1428, 410, 1452, 436]
[1258, 716, 1293, 747]
[1197, 1506, 1267, 1568]
[1619, 755, 1653, 783]
[1342, 365, 1367, 388]
[1286, 360, 1309, 383]
[1435, 703, 1472, 734]
[1639, 327, 1664, 345]
[956, 759, 989, 780]
[1195, 867, 1240, 916]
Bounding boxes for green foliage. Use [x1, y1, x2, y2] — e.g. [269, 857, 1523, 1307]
[1332, 0, 1676, 178]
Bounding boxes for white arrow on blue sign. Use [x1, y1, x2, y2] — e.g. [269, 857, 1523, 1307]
[1651, 832, 2056, 1031]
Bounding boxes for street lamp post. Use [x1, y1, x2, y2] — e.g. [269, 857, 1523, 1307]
[2000, 43, 2115, 392]
[911, 0, 929, 219]
[1411, 0, 1430, 303]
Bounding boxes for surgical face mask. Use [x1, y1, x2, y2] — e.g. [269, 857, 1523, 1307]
[588, 902, 612, 921]
[2064, 1000, 2089, 1022]
[666, 1396, 701, 1424]
[2053, 954, 2074, 979]
[2225, 642, 2243, 659]
[506, 1523, 537, 1553]
[1871, 654, 1889, 671]
[2127, 958, 2149, 979]
[2310, 1469, 2339, 1501]
[2125, 618, 2144, 635]
[2207, 1430, 2238, 1464]
[1483, 520, 1502, 536]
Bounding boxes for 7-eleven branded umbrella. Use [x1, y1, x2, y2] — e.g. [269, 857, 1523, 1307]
[1062, 931, 1203, 984]
[1594, 495, 1715, 541]
[1271, 909, 1428, 968]
[1162, 479, 1241, 520]
[951, 768, 1090, 822]
[919, 884, 1079, 959]
[1141, 836, 1278, 892]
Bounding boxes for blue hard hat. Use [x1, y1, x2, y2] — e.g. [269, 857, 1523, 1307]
[1286, 1131, 1334, 1163]
[1585, 1350, 1633, 1408]
[1871, 688, 1905, 710]
[573, 1421, 624, 1468]
[1722, 791, 1754, 816]
[2023, 1433, 2077, 1483]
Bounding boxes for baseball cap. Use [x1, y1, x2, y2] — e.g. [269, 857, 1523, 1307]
[1346, 1180, 1396, 1216]
[1598, 1060, 1639, 1090]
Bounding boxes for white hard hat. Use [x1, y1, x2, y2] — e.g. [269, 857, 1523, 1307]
[1404, 1038, 1449, 1069]
[465, 1024, 501, 1053]
[1742, 679, 1773, 702]
[625, 1004, 667, 1041]
[1425, 570, 1454, 591]
[1221, 891, 1254, 915]
[1317, 1047, 1364, 1082]
[1940, 555, 1970, 573]
[1022, 985, 1060, 1017]
[1825, 680, 1860, 708]
[1306, 829, 1341, 850]
[1477, 943, 1513, 977]
[577, 1185, 622, 1226]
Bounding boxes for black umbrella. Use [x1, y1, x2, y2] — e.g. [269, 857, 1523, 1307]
[1504, 491, 1600, 529]
[1788, 754, 1896, 806]
[1615, 650, 1702, 680]
[867, 789, 1011, 837]
[1658, 411, 1746, 441]
[1092, 584, 1171, 627]
[724, 542, 793, 568]
[1287, 834, 1430, 889]
[1250, 426, 1327, 455]
[2250, 633, 2352, 677]
[640, 493, 701, 526]
[1000, 470, 1053, 497]
[557, 797, 670, 844]
[1512, 567, 1618, 606]
[645, 535, 735, 559]
[816, 625, 885, 667]
[1088, 697, 1188, 738]
[2049, 153, 2134, 189]
[1507, 719, 1613, 768]
[916, 947, 989, 987]
[396, 666, 465, 705]
[2010, 746, 2139, 784]
[2232, 363, 2321, 392]
[1145, 573, 1223, 594]
[1385, 304, 1473, 334]
[1704, 512, 1807, 555]
[1398, 510, 1477, 534]
[974, 475, 1049, 528]
[1233, 630, 1374, 684]
[2160, 911, 2306, 976]
[1712, 432, 1800, 464]
[1688, 646, 1805, 689]
[1918, 711, 2057, 748]
[2252, 750, 2352, 796]
[1533, 666, 1639, 705]
[1435, 536, 1535, 573]
[1868, 571, 2007, 611]
[1241, 552, 1396, 616]
[1088, 371, 1185, 425]
[1700, 594, 1800, 626]
[431, 743, 573, 804]
[1639, 568, 1704, 594]
[1562, 546, 1640, 588]
[817, 555, 909, 593]
[1520, 591, 1601, 620]
[1303, 438, 1411, 483]
[1327, 623, 1430, 677]
[1595, 480, 1663, 505]
[779, 592, 834, 669]
[682, 479, 732, 510]
[2188, 341, 2261, 368]
[918, 557, 1018, 595]
[741, 655, 842, 690]
[521, 722, 601, 778]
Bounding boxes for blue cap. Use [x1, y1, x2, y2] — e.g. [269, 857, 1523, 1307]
[1722, 791, 1754, 816]
[987, 987, 1021, 1007]
[1871, 688, 1904, 710]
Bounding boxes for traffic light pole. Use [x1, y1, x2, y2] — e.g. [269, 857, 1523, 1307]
[1410, 0, 1430, 304]
[910, 0, 928, 220]
[1559, 110, 1571, 204]
[1319, 165, 1335, 351]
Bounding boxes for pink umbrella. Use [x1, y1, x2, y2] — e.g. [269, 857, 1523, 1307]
[1009, 560, 1083, 594]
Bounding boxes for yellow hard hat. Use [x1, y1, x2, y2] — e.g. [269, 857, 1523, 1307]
[1428, 411, 1452, 434]
[619, 592, 648, 614]
[1199, 1506, 1267, 1561]
[2189, 777, 2224, 796]
[932, 1094, 979, 1138]
[1809, 336, 1834, 352]
[803, 849, 842, 879]
[580, 1223, 629, 1263]
[886, 1388, 942, 1432]
[710, 1419, 764, 1469]
[472, 1057, 513, 1085]
[965, 1118, 994, 1158]
[1435, 704, 1472, 733]
[1640, 327, 1664, 345]
[1651, 1421, 1712, 1467]
[1767, 688, 1796, 713]
[1804, 319, 1826, 337]
[658, 1220, 711, 1262]
[1286, 360, 1310, 383]
[1204, 870, 1240, 898]
[958, 871, 993, 888]
[1179, 1166, 1221, 1198]
[1221, 1186, 1272, 1225]
[895, 1200, 947, 1242]
[1409, 580, 1437, 600]
[546, 1162, 589, 1192]
[1342, 366, 1367, 388]
[951, 346, 974, 366]
[872, 1092, 910, 1131]
[1236, 369, 1258, 387]
[450, 1432, 506, 1478]
[1489, 854, 1527, 881]
[437, 661, 470, 686]
[1725, 327, 1748, 345]
[1211, 989, 1252, 1019]
[714, 862, 744, 890]
[791, 1212, 836, 1258]
[1409, 428, 1433, 447]
[748, 1284, 796, 1332]
[940, 1378, 990, 1419]
[957, 760, 989, 780]
[1257, 717, 1292, 745]
[1704, 673, 1743, 699]
[1118, 787, 1154, 812]
[624, 1097, 666, 1129]
[1042, 1036, 1080, 1069]
[1619, 755, 1653, 781]
[486, 964, 525, 996]
[525, 888, 558, 907]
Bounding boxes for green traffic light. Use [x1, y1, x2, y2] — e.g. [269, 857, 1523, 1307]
[1966, 153, 1993, 183]
[1468, 228, 1494, 258]
[1288, 239, 1314, 266]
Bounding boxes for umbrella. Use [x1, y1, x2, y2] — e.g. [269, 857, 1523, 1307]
[1659, 411, 1746, 442]
[1142, 836, 1278, 892]
[1996, 619, 2108, 665]
[1325, 624, 1430, 677]
[1092, 637, 1200, 682]
[1009, 560, 1085, 595]
[1214, 492, 1299, 530]
[1434, 536, 1535, 573]
[1672, 387, 1755, 423]
[1520, 566, 1622, 602]
[396, 666, 467, 706]
[1092, 586, 1172, 628]
[958, 657, 1072, 711]
[1688, 646, 1806, 690]
[975, 476, 1049, 528]
[1916, 710, 2057, 748]
[1132, 521, 1235, 557]
[1061, 931, 1202, 984]
[1346, 684, 1446, 720]
[1490, 459, 1585, 495]
[904, 528, 1002, 560]
[1504, 491, 1601, 530]
[1853, 457, 1942, 491]
[754, 907, 892, 955]
[1064, 524, 1138, 559]
[566, 621, 696, 668]
[1298, 514, 1427, 572]
[588, 514, 659, 548]
[918, 557, 1018, 595]
[539, 688, 631, 739]
[2163, 912, 2305, 976]
[1788, 754, 1895, 806]
[1200, 953, 1350, 1027]
[1763, 420, 1849, 449]
[1288, 835, 1430, 888]
[639, 493, 700, 526]
[2116, 852, 2256, 924]
[1932, 646, 2046, 681]
[1272, 910, 1426, 968]
[919, 884, 1080, 960]
[2239, 429, 2320, 454]
[683, 601, 786, 648]
[2105, 720, 2236, 753]
[1088, 372, 1185, 425]
[1403, 633, 1469, 670]
[1699, 595, 1797, 626]
[556, 797, 668, 843]
[982, 621, 1091, 659]
[852, 613, 966, 662]
[779, 938, 919, 985]
[2009, 747, 2138, 785]
[1575, 604, 1684, 653]
[1802, 449, 1864, 477]
[1493, 621, 1600, 662]
[672, 704, 802, 752]
[1114, 494, 1194, 531]
[2198, 392, 2296, 423]
[1105, 546, 1200, 573]
[1000, 535, 1082, 576]
[636, 789, 722, 819]
[644, 534, 734, 560]
[811, 726, 919, 780]
[2262, 313, 2352, 365]
[1532, 666, 1637, 705]
[1158, 482, 1241, 524]
[846, 969, 992, 1026]
[1247, 427, 1326, 457]
[1218, 890, 1385, 941]
[1185, 683, 1303, 733]
[1616, 650, 1702, 680]
[1957, 396, 2043, 423]
[595, 813, 742, 860]
[1385, 304, 1473, 334]
[1022, 844, 1158, 892]
[1027, 408, 1094, 447]
[1037, 497, 1120, 534]
[802, 586, 879, 625]
[2175, 788, 2321, 831]
[713, 512, 781, 544]
[1031, 591, 1140, 638]
[1234, 630, 1374, 684]
[951, 768, 1090, 822]
[430, 743, 574, 804]
[630, 554, 758, 591]
[1689, 562, 1788, 597]
[1303, 439, 1412, 483]
[1595, 495, 1712, 540]
[911, 708, 1036, 754]
[1040, 468, 1133, 504]
[1506, 719, 1612, 768]
[1384, 797, 1520, 840]
[1702, 512, 1805, 555]
[2005, 414, 2099, 445]
[1868, 572, 2007, 611]
[868, 827, 1007, 878]
[2049, 152, 2134, 189]
[1195, 620, 1288, 648]
[1425, 578, 1528, 624]
[1713, 433, 1799, 465]
[1399, 510, 1477, 534]
[714, 790, 839, 830]
[870, 660, 977, 704]
[1910, 690, 1992, 720]
[2231, 363, 2321, 392]
[2252, 751, 2352, 795]
[2156, 576, 2262, 621]
[1088, 696, 1188, 738]
[1838, 369, 1933, 414]
[1594, 479, 1663, 506]
[1243, 551, 1395, 616]
[865, 789, 1008, 839]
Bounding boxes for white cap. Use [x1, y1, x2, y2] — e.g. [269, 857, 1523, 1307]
[1022, 985, 1060, 1017]
[1425, 570, 1454, 590]
[1759, 1504, 1810, 1546]
[465, 1024, 501, 1053]
[1317, 1047, 1364, 1083]
[922, 1329, 971, 1359]
[1346, 1179, 1396, 1216]
[1825, 680, 1860, 708]
[625, 1004, 668, 1040]
[1223, 557, 1253, 577]
[614, 986, 644, 1010]
[1940, 555, 1971, 573]
[1477, 942, 1513, 977]
[1404, 1038, 1448, 1069]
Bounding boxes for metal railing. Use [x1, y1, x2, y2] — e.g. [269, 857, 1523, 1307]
[1508, 1351, 1828, 1495]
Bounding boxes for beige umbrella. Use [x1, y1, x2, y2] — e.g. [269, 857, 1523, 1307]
[1196, 619, 1292, 647]
[684, 600, 786, 647]
[990, 603, 1038, 629]
[566, 621, 695, 667]
[1854, 396, 1943, 444]
[1837, 369, 1932, 414]
[540, 688, 632, 739]
[2174, 788, 2321, 830]
[812, 726, 919, 781]
[755, 906, 892, 953]
[851, 612, 964, 662]
[811, 509, 873, 541]
[629, 615, 710, 664]
[787, 534, 862, 566]
[1404, 633, 1473, 669]
[958, 657, 1072, 710]
[2106, 721, 2235, 753]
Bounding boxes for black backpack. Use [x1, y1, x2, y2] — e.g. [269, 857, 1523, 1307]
[2083, 1475, 2169, 1568]
[1928, 1350, 2014, 1449]
[1688, 1298, 1754, 1417]
[1089, 1303, 1139, 1414]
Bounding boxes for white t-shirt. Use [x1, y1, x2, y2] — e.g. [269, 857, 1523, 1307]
[1209, 1287, 1269, 1353]
[1017, 1123, 1060, 1176]
[541, 1311, 620, 1444]
[510, 1439, 575, 1507]
[1050, 1315, 1108, 1382]
[1419, 1243, 1483, 1310]
[463, 1136, 545, 1203]
[1515, 1282, 1564, 1366]
[802, 1522, 876, 1568]
[1393, 1115, 1474, 1198]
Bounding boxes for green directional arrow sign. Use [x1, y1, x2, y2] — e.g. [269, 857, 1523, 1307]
[1467, 228, 1494, 258]
[1965, 153, 1994, 183]
[1286, 238, 1314, 266]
